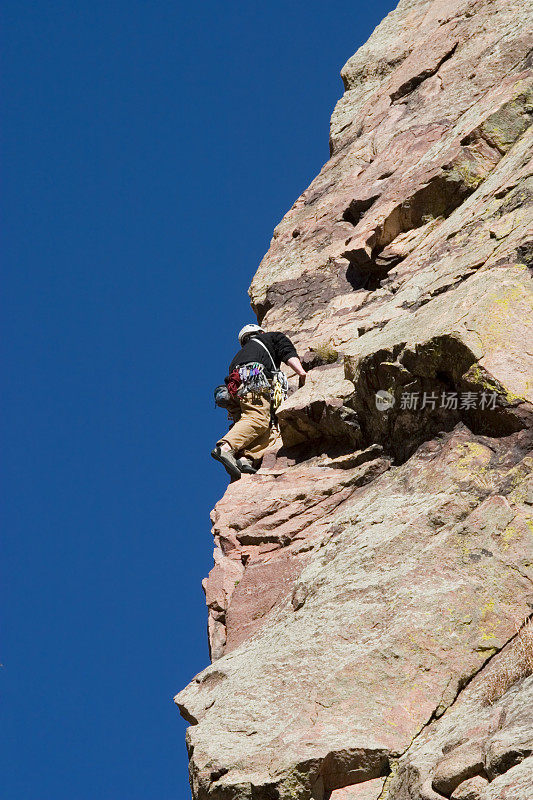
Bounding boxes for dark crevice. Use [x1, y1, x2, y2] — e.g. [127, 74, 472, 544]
[373, 246, 405, 271]
[254, 260, 369, 326]
[253, 297, 273, 325]
[390, 43, 458, 102]
[378, 174, 471, 247]
[517, 240, 533, 269]
[346, 260, 393, 291]
[342, 194, 380, 227]
[209, 767, 228, 783]
[273, 439, 381, 468]
[176, 702, 198, 726]
[342, 172, 477, 295]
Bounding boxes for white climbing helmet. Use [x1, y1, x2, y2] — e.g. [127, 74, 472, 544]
[238, 323, 264, 345]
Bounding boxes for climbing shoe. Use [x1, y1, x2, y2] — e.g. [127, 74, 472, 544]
[211, 445, 242, 481]
[237, 457, 258, 474]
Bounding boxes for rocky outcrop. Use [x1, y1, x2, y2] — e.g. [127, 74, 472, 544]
[387, 631, 533, 799]
[175, 0, 533, 797]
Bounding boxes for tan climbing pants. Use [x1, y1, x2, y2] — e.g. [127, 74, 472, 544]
[219, 390, 278, 461]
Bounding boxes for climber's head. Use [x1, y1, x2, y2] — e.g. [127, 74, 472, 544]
[238, 324, 264, 345]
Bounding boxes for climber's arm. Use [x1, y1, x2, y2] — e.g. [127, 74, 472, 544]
[287, 355, 307, 385]
[271, 333, 307, 384]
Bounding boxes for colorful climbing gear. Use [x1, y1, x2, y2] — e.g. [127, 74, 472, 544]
[235, 362, 271, 396]
[271, 369, 289, 412]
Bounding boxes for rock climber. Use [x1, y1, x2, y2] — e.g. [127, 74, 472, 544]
[212, 324, 307, 480]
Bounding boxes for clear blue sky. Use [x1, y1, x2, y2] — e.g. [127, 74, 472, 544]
[2, 2, 396, 797]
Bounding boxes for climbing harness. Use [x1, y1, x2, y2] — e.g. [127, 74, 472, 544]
[250, 337, 289, 412]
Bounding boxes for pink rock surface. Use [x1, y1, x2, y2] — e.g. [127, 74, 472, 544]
[330, 778, 385, 799]
[206, 450, 389, 659]
[451, 776, 489, 800]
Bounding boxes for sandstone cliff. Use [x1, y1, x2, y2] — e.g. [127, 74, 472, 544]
[175, 0, 533, 797]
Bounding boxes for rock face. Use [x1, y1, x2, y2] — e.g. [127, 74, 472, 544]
[175, 0, 533, 797]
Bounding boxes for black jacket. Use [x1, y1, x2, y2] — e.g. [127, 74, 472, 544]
[229, 332, 298, 378]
